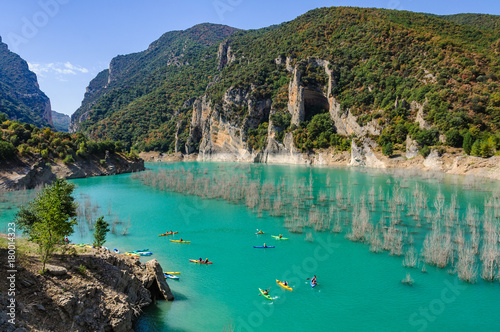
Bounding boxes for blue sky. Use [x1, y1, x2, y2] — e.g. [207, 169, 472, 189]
[0, 0, 499, 116]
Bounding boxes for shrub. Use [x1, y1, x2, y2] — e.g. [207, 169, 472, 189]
[383, 142, 394, 156]
[77, 264, 87, 276]
[419, 146, 431, 158]
[63, 155, 75, 165]
[41, 149, 49, 159]
[0, 141, 16, 160]
[445, 129, 462, 148]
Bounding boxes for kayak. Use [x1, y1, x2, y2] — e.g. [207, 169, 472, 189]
[189, 259, 213, 264]
[165, 271, 181, 275]
[253, 246, 275, 248]
[271, 236, 288, 240]
[159, 231, 178, 236]
[125, 252, 140, 257]
[131, 248, 149, 252]
[135, 252, 153, 256]
[276, 279, 293, 291]
[259, 288, 272, 301]
[170, 240, 191, 243]
[164, 273, 179, 280]
[113, 248, 120, 254]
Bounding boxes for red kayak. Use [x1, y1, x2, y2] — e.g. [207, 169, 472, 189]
[189, 259, 213, 264]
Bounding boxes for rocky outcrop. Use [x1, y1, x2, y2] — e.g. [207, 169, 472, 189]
[350, 139, 386, 168]
[0, 245, 173, 332]
[0, 154, 145, 191]
[413, 100, 431, 130]
[406, 136, 419, 159]
[217, 40, 236, 71]
[193, 86, 272, 162]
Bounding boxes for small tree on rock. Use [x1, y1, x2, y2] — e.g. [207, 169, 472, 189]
[93, 216, 110, 248]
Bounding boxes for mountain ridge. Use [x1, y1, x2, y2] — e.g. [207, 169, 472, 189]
[71, 7, 500, 161]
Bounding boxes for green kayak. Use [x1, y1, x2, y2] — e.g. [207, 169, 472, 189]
[271, 235, 288, 240]
[259, 288, 272, 301]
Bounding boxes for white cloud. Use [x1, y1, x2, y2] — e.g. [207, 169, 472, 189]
[28, 62, 89, 78]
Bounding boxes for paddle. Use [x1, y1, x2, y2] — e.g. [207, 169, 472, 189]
[258, 287, 271, 296]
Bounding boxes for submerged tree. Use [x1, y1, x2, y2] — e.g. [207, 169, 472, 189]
[16, 179, 78, 273]
[93, 216, 110, 248]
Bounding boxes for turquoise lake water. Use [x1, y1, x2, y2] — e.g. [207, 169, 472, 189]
[1, 162, 499, 332]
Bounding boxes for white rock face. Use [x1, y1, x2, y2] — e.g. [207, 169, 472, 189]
[406, 136, 419, 159]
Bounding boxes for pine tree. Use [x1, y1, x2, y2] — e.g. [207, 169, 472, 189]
[93, 216, 110, 248]
[463, 132, 474, 155]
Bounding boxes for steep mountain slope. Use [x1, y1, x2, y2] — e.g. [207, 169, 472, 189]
[72, 7, 500, 161]
[70, 23, 239, 137]
[52, 110, 70, 132]
[0, 36, 52, 128]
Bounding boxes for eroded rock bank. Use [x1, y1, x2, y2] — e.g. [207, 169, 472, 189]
[0, 154, 145, 191]
[0, 244, 173, 332]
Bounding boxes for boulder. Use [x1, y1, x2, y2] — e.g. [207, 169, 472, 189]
[45, 264, 67, 276]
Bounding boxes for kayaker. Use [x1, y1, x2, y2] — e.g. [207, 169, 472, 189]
[199, 257, 203, 262]
[204, 258, 209, 263]
[283, 281, 288, 286]
[262, 288, 270, 295]
[279, 234, 283, 238]
[180, 238, 183, 242]
[263, 243, 267, 248]
[311, 275, 317, 284]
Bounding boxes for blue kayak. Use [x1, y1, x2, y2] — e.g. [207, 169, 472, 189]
[164, 273, 179, 280]
[113, 248, 120, 254]
[311, 281, 317, 288]
[135, 251, 153, 256]
[132, 248, 149, 253]
[253, 246, 275, 248]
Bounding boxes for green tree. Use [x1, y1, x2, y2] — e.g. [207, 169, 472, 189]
[383, 142, 394, 156]
[462, 132, 474, 155]
[445, 129, 462, 148]
[0, 141, 16, 160]
[470, 140, 481, 156]
[92, 216, 110, 248]
[16, 179, 78, 273]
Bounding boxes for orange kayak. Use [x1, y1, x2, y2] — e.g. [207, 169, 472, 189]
[159, 231, 178, 236]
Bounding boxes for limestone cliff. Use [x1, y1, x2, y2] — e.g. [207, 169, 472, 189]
[0, 35, 52, 128]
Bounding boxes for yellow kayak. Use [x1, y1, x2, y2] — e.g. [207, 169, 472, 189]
[165, 271, 181, 275]
[276, 279, 293, 291]
[125, 252, 140, 257]
[169, 239, 191, 243]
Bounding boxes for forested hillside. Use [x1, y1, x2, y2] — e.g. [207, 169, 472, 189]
[71, 7, 500, 158]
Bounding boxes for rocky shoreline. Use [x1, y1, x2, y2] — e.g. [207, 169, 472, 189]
[0, 154, 145, 191]
[0, 242, 173, 332]
[139, 149, 500, 182]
